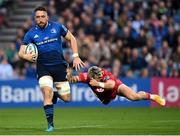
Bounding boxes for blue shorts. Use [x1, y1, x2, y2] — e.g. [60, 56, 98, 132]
[37, 63, 68, 82]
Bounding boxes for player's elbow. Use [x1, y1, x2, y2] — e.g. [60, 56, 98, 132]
[70, 35, 76, 44]
[106, 85, 115, 90]
[105, 81, 115, 90]
[18, 46, 25, 59]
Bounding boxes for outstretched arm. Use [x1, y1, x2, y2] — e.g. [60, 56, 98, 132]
[89, 79, 115, 90]
[66, 68, 80, 83]
[65, 31, 85, 71]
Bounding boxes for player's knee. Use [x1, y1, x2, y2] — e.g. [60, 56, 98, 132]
[138, 91, 146, 96]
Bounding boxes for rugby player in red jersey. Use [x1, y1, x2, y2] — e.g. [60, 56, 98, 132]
[66, 66, 166, 106]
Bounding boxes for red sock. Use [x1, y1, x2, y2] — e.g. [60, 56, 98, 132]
[146, 93, 150, 99]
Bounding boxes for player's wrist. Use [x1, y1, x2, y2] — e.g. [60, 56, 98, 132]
[98, 82, 105, 88]
[72, 53, 79, 58]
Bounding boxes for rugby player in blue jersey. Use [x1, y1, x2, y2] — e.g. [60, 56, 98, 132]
[18, 7, 84, 132]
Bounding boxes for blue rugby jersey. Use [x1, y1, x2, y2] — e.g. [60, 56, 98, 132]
[23, 21, 68, 65]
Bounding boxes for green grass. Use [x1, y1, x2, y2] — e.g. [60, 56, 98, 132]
[0, 107, 180, 135]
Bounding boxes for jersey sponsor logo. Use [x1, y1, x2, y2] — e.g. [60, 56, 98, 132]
[51, 28, 57, 34]
[34, 34, 39, 39]
[36, 38, 58, 45]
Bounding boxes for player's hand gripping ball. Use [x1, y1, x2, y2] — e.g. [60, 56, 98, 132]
[25, 43, 38, 61]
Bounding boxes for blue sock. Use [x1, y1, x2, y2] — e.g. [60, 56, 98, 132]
[44, 104, 54, 127]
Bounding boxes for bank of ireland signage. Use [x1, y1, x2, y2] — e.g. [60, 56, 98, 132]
[151, 78, 180, 107]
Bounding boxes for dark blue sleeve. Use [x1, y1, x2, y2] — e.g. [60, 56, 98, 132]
[22, 32, 32, 45]
[60, 24, 68, 37]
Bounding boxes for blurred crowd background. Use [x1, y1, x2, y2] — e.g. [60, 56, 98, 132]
[0, 0, 179, 80]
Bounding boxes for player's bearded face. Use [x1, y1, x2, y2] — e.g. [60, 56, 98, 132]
[35, 11, 48, 28]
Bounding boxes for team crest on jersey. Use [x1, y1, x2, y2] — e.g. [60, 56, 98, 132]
[51, 28, 57, 33]
[34, 34, 39, 38]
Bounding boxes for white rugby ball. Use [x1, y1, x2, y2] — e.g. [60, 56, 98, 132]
[25, 43, 38, 61]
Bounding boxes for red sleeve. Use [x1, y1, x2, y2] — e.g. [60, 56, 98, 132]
[102, 69, 122, 90]
[102, 68, 116, 81]
[79, 72, 88, 83]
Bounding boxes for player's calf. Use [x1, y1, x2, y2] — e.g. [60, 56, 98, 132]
[52, 91, 59, 104]
[52, 92, 71, 104]
[60, 94, 71, 103]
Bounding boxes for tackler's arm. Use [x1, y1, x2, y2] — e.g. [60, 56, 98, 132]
[66, 68, 80, 83]
[89, 79, 115, 90]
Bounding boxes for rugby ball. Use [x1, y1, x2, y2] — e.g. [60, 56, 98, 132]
[25, 43, 38, 61]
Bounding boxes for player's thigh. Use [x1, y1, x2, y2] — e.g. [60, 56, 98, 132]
[117, 84, 138, 100]
[39, 75, 53, 93]
[50, 63, 68, 82]
[37, 63, 54, 89]
[37, 63, 51, 80]
[50, 64, 70, 100]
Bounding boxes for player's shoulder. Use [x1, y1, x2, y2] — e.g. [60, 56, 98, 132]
[79, 72, 88, 81]
[101, 68, 110, 74]
[79, 72, 88, 77]
[101, 68, 114, 78]
[49, 21, 67, 30]
[25, 25, 38, 35]
[29, 25, 38, 32]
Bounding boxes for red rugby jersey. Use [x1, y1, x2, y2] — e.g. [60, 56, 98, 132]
[79, 68, 122, 104]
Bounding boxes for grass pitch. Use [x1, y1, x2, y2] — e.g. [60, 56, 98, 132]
[0, 107, 180, 135]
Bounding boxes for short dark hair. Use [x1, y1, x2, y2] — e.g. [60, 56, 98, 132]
[34, 6, 47, 13]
